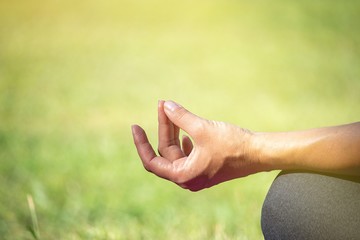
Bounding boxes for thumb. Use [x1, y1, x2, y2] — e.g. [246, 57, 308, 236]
[163, 101, 204, 137]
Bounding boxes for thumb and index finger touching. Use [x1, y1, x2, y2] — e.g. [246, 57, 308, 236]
[131, 100, 202, 181]
[132, 100, 201, 150]
[162, 100, 203, 139]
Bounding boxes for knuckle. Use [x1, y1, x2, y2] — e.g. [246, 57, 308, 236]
[192, 120, 208, 139]
[172, 171, 187, 184]
[142, 162, 152, 173]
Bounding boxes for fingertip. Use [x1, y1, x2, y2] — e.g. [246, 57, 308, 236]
[131, 124, 141, 135]
[131, 125, 148, 145]
[182, 134, 194, 156]
[158, 100, 165, 108]
[131, 124, 137, 135]
[131, 125, 140, 143]
[158, 100, 168, 123]
[163, 101, 200, 136]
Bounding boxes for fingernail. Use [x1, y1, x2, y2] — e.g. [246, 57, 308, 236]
[164, 101, 180, 112]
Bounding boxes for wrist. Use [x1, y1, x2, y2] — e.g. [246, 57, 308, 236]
[248, 132, 289, 172]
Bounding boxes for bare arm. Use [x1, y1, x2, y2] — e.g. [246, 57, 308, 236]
[132, 100, 360, 191]
[252, 122, 360, 176]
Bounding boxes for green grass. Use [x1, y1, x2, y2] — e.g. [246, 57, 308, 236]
[1, 0, 360, 239]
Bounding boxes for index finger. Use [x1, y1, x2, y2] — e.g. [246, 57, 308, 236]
[158, 100, 184, 160]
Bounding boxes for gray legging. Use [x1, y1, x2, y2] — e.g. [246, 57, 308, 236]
[261, 171, 360, 240]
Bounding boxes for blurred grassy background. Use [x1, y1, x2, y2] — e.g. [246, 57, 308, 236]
[1, 0, 359, 239]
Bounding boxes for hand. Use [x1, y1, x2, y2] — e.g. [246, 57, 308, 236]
[131, 100, 263, 191]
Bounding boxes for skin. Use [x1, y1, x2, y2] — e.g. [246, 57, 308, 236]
[131, 100, 360, 192]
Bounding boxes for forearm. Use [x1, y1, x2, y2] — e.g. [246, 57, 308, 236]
[250, 122, 360, 176]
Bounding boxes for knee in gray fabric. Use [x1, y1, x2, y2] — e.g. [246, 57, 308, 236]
[261, 171, 360, 240]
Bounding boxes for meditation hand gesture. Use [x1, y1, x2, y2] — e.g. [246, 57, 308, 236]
[131, 100, 265, 191]
[132, 101, 360, 191]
